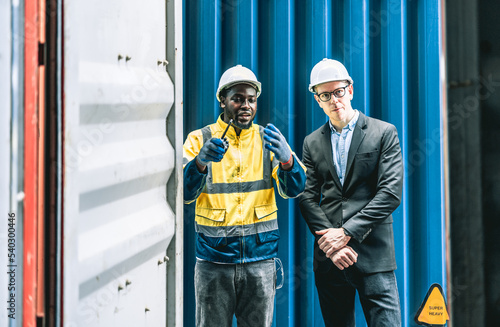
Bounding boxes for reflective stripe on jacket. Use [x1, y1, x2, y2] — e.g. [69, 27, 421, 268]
[183, 115, 306, 263]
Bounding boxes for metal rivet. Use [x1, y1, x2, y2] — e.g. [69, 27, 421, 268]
[125, 55, 131, 62]
[125, 279, 132, 286]
[157, 259, 163, 265]
[145, 307, 150, 312]
[118, 54, 123, 61]
[118, 284, 124, 291]
[164, 256, 170, 262]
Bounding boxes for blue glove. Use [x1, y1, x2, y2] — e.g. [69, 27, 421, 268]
[196, 138, 228, 166]
[263, 124, 292, 163]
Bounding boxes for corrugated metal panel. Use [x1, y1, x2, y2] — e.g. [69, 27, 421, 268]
[63, 0, 182, 325]
[184, 1, 446, 326]
[23, 0, 42, 324]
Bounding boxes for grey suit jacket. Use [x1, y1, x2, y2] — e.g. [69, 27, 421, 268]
[299, 112, 403, 273]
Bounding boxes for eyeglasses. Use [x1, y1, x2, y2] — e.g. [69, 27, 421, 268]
[317, 85, 350, 102]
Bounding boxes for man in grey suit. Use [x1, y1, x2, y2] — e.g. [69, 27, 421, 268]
[299, 58, 403, 327]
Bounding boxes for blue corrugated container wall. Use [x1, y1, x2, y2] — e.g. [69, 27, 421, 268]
[183, 1, 446, 326]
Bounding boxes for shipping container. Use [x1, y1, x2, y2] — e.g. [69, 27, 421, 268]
[0, 0, 183, 326]
[183, 1, 447, 326]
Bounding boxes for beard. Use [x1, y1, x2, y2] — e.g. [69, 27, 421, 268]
[233, 119, 253, 130]
[224, 112, 254, 130]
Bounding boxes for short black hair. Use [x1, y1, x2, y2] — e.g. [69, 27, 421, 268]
[219, 87, 228, 99]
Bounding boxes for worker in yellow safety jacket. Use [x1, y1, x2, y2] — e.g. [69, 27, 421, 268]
[183, 64, 306, 327]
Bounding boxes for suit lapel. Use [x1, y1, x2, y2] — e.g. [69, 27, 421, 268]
[345, 113, 367, 182]
[320, 122, 342, 189]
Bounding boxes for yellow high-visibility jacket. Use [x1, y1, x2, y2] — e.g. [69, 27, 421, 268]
[183, 116, 306, 263]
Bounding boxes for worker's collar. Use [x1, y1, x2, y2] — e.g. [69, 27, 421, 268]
[217, 114, 255, 138]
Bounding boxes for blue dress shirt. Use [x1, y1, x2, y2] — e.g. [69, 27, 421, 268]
[329, 110, 359, 185]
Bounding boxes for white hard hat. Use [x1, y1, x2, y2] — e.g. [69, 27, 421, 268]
[216, 65, 262, 102]
[309, 58, 353, 93]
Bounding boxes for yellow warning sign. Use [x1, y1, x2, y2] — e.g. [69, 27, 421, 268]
[415, 283, 449, 326]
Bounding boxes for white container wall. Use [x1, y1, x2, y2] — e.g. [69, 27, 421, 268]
[63, 0, 183, 326]
[1, 2, 23, 326]
[1, 1, 13, 326]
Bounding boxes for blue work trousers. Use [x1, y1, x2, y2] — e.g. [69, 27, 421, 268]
[315, 265, 401, 327]
[195, 259, 276, 327]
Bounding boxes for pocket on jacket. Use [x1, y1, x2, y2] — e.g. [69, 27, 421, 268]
[355, 150, 379, 160]
[195, 208, 227, 248]
[256, 229, 280, 244]
[196, 207, 226, 223]
[254, 203, 280, 244]
[353, 150, 379, 178]
[198, 232, 228, 248]
[254, 203, 278, 220]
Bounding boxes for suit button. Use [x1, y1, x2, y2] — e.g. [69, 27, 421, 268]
[336, 222, 341, 228]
